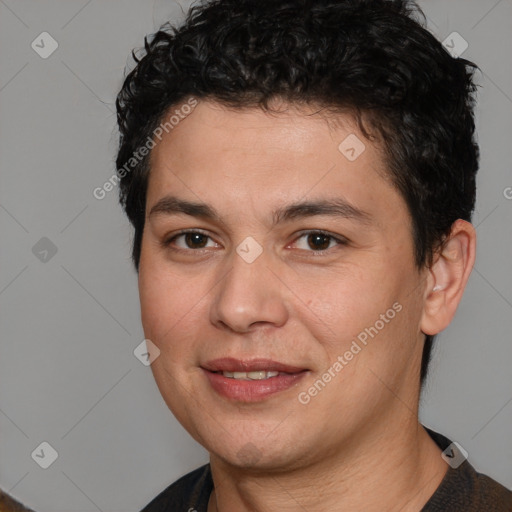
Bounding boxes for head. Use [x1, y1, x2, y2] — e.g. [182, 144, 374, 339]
[116, 0, 478, 469]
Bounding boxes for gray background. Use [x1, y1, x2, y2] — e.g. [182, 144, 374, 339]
[0, 1, 511, 510]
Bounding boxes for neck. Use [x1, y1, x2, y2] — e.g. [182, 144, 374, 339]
[207, 418, 447, 512]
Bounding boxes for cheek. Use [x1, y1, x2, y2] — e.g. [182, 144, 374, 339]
[297, 266, 394, 346]
[138, 253, 204, 344]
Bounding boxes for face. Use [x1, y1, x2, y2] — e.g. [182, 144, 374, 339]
[138, 100, 429, 471]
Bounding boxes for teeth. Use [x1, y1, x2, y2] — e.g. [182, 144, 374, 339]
[222, 370, 280, 380]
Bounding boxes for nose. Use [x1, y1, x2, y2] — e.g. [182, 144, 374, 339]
[210, 245, 289, 334]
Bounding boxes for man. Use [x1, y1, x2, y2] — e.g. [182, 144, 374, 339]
[115, 0, 512, 510]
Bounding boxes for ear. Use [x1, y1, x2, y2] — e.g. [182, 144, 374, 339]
[420, 219, 476, 336]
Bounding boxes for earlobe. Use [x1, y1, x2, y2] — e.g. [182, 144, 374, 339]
[420, 219, 476, 336]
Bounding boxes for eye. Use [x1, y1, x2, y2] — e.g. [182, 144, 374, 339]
[163, 230, 219, 251]
[162, 229, 347, 254]
[292, 230, 347, 253]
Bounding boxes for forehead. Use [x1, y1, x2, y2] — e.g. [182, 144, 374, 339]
[146, 100, 404, 226]
[151, 100, 374, 164]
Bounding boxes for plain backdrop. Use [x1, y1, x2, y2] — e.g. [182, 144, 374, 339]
[0, 1, 511, 510]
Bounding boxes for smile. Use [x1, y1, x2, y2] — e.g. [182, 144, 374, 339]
[220, 370, 280, 380]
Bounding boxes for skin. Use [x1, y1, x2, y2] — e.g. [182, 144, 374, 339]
[138, 100, 476, 511]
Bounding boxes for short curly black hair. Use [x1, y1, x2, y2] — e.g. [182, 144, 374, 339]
[115, 0, 479, 387]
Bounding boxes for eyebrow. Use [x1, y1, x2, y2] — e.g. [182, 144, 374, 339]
[148, 195, 372, 226]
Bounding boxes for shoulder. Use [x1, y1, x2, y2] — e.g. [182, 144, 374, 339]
[423, 427, 512, 512]
[0, 489, 35, 512]
[424, 463, 512, 511]
[140, 463, 213, 512]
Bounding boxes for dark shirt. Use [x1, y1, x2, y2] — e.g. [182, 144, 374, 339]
[0, 490, 35, 512]
[140, 427, 512, 511]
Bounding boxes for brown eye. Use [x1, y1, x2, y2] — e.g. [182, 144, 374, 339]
[293, 230, 347, 253]
[307, 233, 331, 251]
[182, 232, 209, 249]
[163, 230, 217, 251]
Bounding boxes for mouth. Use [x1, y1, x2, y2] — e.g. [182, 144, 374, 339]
[201, 358, 309, 402]
[214, 370, 282, 380]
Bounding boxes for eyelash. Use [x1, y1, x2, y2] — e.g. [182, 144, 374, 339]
[162, 229, 348, 255]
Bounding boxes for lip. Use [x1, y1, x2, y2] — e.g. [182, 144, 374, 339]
[201, 357, 307, 373]
[201, 358, 309, 402]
